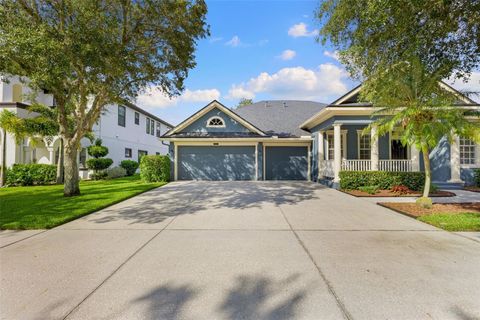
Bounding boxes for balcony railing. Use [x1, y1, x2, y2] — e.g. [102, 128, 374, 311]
[341, 159, 371, 171]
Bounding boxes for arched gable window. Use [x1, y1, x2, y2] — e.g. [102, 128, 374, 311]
[206, 116, 225, 128]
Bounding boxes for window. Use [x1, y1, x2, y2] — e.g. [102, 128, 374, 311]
[146, 118, 154, 135]
[138, 150, 148, 162]
[357, 132, 371, 160]
[79, 148, 87, 168]
[460, 137, 476, 165]
[156, 122, 161, 137]
[206, 116, 225, 127]
[118, 106, 126, 127]
[326, 133, 346, 160]
[134, 112, 140, 125]
[125, 148, 132, 158]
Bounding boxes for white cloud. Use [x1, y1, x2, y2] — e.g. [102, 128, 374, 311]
[209, 36, 223, 43]
[279, 49, 296, 61]
[137, 87, 221, 110]
[225, 35, 241, 47]
[227, 64, 349, 101]
[324, 50, 340, 61]
[288, 23, 318, 38]
[448, 71, 480, 103]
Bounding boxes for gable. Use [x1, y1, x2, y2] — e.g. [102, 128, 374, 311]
[165, 100, 266, 137]
[179, 107, 251, 133]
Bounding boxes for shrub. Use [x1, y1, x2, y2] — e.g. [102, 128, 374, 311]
[475, 169, 480, 187]
[140, 155, 170, 182]
[339, 171, 425, 191]
[86, 158, 113, 171]
[86, 139, 112, 180]
[106, 166, 127, 179]
[6, 164, 56, 186]
[120, 160, 139, 176]
[358, 185, 379, 194]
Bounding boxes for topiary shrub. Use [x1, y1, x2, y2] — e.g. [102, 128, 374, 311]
[140, 155, 170, 182]
[106, 166, 127, 179]
[86, 139, 112, 180]
[6, 164, 57, 186]
[339, 171, 425, 191]
[120, 160, 139, 176]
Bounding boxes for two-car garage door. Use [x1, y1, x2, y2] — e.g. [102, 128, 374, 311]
[177, 145, 308, 181]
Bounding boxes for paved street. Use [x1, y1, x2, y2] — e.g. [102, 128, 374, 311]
[1, 181, 479, 319]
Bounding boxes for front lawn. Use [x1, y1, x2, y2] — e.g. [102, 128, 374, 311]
[0, 175, 166, 230]
[379, 202, 480, 231]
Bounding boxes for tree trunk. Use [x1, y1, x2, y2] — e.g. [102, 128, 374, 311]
[0, 128, 6, 187]
[56, 138, 64, 184]
[63, 142, 80, 196]
[421, 146, 431, 198]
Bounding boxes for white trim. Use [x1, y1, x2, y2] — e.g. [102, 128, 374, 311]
[166, 101, 266, 136]
[206, 116, 226, 128]
[459, 137, 479, 168]
[174, 141, 258, 146]
[356, 129, 371, 160]
[174, 144, 178, 181]
[263, 144, 266, 181]
[161, 137, 313, 142]
[255, 143, 258, 180]
[307, 144, 311, 181]
[325, 130, 347, 160]
[333, 86, 362, 105]
[300, 107, 373, 129]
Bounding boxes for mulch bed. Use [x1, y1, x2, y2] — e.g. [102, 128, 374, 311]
[378, 202, 480, 218]
[464, 186, 480, 193]
[342, 189, 455, 198]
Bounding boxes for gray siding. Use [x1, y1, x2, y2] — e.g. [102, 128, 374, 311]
[265, 146, 308, 180]
[178, 146, 255, 181]
[179, 108, 251, 134]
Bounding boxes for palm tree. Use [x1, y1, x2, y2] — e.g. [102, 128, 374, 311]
[362, 59, 480, 207]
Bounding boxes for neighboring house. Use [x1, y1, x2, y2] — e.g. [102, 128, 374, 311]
[162, 84, 479, 186]
[0, 76, 173, 178]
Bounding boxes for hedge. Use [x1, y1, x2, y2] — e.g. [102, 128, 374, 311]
[6, 164, 57, 186]
[140, 155, 170, 182]
[474, 169, 480, 187]
[339, 171, 425, 191]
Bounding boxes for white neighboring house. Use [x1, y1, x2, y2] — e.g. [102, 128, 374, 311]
[0, 76, 173, 179]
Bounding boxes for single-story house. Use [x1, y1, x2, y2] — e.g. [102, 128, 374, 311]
[161, 83, 479, 186]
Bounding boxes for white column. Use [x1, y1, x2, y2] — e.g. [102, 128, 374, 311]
[48, 148, 55, 165]
[333, 124, 342, 183]
[318, 131, 324, 177]
[410, 145, 420, 171]
[370, 125, 379, 171]
[449, 135, 462, 182]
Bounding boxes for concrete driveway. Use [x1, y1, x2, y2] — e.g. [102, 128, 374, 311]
[1, 181, 479, 320]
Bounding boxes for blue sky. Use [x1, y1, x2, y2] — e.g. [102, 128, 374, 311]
[136, 0, 479, 125]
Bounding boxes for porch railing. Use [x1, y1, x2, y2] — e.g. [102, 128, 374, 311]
[379, 160, 413, 172]
[341, 159, 372, 171]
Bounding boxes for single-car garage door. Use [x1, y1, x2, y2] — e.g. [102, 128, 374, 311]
[178, 146, 256, 180]
[265, 146, 308, 180]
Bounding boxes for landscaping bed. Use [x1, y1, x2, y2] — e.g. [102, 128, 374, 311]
[0, 175, 166, 230]
[464, 186, 480, 193]
[343, 189, 455, 197]
[379, 202, 480, 231]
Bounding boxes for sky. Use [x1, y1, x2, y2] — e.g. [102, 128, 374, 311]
[135, 0, 480, 126]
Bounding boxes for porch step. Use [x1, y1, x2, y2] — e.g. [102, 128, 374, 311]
[433, 182, 464, 190]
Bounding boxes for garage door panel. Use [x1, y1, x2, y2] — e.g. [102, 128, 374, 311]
[178, 146, 255, 181]
[265, 146, 308, 180]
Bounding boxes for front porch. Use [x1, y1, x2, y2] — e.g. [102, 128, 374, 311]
[316, 121, 421, 183]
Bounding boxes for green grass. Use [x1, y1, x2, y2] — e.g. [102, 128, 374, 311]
[418, 213, 480, 231]
[0, 175, 166, 230]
